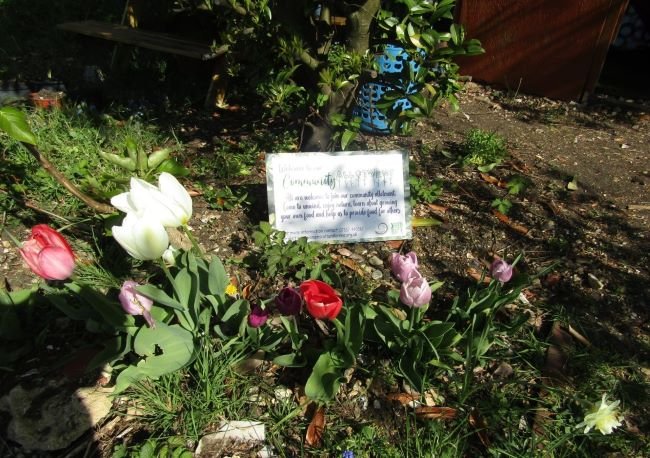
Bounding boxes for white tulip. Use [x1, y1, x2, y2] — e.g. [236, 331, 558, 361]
[110, 173, 192, 228]
[157, 172, 192, 226]
[112, 213, 169, 260]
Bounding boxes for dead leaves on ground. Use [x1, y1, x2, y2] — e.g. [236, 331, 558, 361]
[305, 405, 325, 447]
[415, 406, 458, 420]
[491, 209, 530, 236]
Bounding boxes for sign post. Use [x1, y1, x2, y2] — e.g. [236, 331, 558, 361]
[266, 151, 412, 243]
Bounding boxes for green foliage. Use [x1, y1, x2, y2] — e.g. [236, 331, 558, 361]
[251, 221, 331, 280]
[121, 340, 250, 439]
[409, 175, 443, 206]
[366, 282, 461, 391]
[491, 197, 512, 214]
[506, 175, 530, 195]
[0, 106, 182, 216]
[112, 437, 193, 458]
[0, 107, 37, 144]
[200, 184, 249, 210]
[461, 128, 508, 169]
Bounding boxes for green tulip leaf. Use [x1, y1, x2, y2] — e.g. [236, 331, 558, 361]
[273, 353, 307, 368]
[208, 256, 229, 299]
[157, 158, 189, 176]
[0, 107, 37, 144]
[136, 284, 184, 311]
[305, 351, 345, 402]
[114, 322, 194, 393]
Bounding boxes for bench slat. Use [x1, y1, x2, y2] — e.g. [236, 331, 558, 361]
[57, 20, 227, 61]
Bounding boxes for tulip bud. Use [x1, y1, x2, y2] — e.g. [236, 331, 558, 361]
[161, 245, 178, 266]
[118, 280, 155, 327]
[399, 273, 432, 308]
[248, 304, 269, 328]
[112, 213, 169, 260]
[275, 287, 302, 315]
[19, 225, 75, 281]
[390, 251, 419, 282]
[490, 259, 513, 283]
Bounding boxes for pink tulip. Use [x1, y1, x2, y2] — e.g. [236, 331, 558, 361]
[248, 304, 269, 328]
[19, 225, 75, 280]
[490, 259, 513, 283]
[118, 281, 155, 327]
[399, 273, 432, 308]
[390, 251, 420, 282]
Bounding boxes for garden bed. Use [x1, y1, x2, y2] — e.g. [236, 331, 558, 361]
[1, 82, 649, 457]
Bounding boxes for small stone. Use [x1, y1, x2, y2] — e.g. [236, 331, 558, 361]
[196, 421, 265, 457]
[350, 253, 364, 262]
[371, 269, 383, 280]
[368, 255, 383, 267]
[273, 387, 292, 402]
[587, 273, 604, 290]
[337, 248, 352, 257]
[373, 399, 382, 409]
[493, 362, 514, 379]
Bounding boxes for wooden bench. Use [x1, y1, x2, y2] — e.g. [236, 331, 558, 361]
[57, 19, 229, 108]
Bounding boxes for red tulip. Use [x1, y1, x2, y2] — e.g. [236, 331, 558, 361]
[299, 280, 342, 320]
[19, 225, 75, 280]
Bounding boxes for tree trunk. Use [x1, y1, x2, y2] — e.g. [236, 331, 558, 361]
[300, 0, 381, 151]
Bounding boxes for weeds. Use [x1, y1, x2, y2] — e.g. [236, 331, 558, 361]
[461, 128, 508, 170]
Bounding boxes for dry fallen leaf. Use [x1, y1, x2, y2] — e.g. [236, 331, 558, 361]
[426, 203, 449, 214]
[331, 254, 366, 276]
[414, 406, 458, 420]
[305, 405, 325, 447]
[491, 210, 530, 235]
[480, 173, 507, 188]
[466, 267, 491, 284]
[385, 240, 405, 250]
[386, 392, 420, 405]
[468, 409, 490, 447]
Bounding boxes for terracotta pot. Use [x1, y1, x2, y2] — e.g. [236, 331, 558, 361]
[30, 90, 65, 109]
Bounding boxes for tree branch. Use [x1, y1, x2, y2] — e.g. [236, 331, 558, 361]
[22, 143, 115, 214]
[346, 0, 381, 54]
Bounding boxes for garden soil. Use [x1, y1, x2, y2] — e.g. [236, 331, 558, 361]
[1, 82, 649, 454]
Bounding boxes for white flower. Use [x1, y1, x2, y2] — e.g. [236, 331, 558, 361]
[577, 394, 623, 435]
[161, 245, 178, 266]
[111, 173, 192, 228]
[111, 213, 169, 260]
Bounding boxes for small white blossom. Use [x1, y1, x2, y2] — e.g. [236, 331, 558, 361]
[577, 394, 623, 435]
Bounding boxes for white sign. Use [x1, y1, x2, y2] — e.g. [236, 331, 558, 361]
[266, 151, 412, 243]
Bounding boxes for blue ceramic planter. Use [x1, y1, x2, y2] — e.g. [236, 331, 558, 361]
[354, 44, 423, 134]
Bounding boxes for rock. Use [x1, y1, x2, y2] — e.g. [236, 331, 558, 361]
[587, 273, 604, 290]
[337, 248, 352, 257]
[371, 269, 383, 280]
[368, 255, 384, 267]
[273, 387, 293, 402]
[6, 380, 113, 451]
[196, 421, 265, 457]
[493, 362, 514, 379]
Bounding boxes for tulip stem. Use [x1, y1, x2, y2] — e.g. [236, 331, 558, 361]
[158, 258, 175, 286]
[182, 226, 202, 255]
[408, 307, 417, 333]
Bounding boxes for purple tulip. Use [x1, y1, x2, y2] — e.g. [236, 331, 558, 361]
[275, 287, 302, 316]
[248, 304, 269, 328]
[490, 259, 513, 283]
[118, 280, 155, 327]
[399, 273, 432, 308]
[390, 251, 420, 282]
